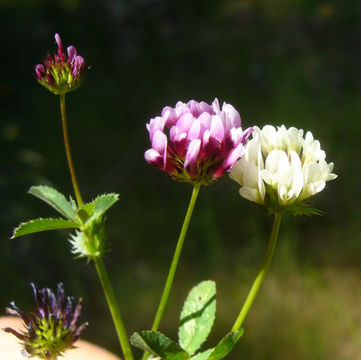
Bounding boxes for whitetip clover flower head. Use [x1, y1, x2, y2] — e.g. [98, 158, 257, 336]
[144, 99, 253, 185]
[4, 283, 88, 359]
[35, 33, 85, 95]
[229, 125, 337, 214]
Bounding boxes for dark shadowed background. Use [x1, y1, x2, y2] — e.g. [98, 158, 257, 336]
[1, 1, 360, 359]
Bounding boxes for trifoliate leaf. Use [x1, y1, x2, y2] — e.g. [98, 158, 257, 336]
[178, 281, 216, 355]
[28, 186, 78, 222]
[11, 218, 79, 239]
[131, 331, 189, 360]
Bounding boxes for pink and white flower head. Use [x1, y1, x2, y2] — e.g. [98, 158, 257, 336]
[230, 125, 337, 214]
[35, 33, 85, 95]
[145, 99, 253, 185]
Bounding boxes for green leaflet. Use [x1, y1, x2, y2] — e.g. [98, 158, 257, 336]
[190, 350, 213, 360]
[131, 331, 189, 360]
[77, 202, 95, 223]
[85, 193, 119, 224]
[178, 281, 216, 355]
[29, 185, 78, 222]
[11, 218, 79, 239]
[190, 331, 243, 360]
[208, 331, 243, 360]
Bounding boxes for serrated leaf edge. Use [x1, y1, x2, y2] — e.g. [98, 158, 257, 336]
[11, 217, 79, 239]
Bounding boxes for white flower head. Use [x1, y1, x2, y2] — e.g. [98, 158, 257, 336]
[230, 125, 337, 214]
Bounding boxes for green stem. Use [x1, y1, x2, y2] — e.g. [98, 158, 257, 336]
[59, 93, 83, 206]
[151, 184, 201, 332]
[94, 257, 134, 360]
[231, 213, 282, 332]
[141, 184, 200, 360]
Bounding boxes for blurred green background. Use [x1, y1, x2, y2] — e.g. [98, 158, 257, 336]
[1, 0, 360, 359]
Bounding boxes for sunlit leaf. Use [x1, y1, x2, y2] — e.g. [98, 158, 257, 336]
[178, 281, 216, 355]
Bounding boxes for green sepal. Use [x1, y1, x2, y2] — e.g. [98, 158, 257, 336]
[69, 217, 107, 259]
[131, 331, 189, 360]
[264, 186, 324, 217]
[179, 281, 216, 355]
[11, 218, 79, 239]
[28, 185, 78, 222]
[207, 331, 243, 360]
[282, 202, 325, 217]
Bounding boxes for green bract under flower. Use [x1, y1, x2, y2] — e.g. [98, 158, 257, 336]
[229, 125, 337, 215]
[4, 283, 88, 359]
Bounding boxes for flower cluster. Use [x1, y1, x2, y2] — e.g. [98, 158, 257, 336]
[35, 33, 85, 95]
[145, 99, 253, 185]
[230, 125, 337, 212]
[4, 283, 87, 359]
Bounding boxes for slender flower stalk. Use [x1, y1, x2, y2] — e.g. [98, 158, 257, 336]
[94, 257, 134, 360]
[152, 184, 201, 332]
[59, 94, 134, 360]
[59, 93, 83, 206]
[35, 34, 134, 360]
[141, 184, 201, 360]
[59, 95, 133, 359]
[143, 99, 251, 359]
[232, 213, 282, 331]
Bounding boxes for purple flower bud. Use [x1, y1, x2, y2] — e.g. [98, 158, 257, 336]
[34, 33, 85, 95]
[145, 99, 253, 185]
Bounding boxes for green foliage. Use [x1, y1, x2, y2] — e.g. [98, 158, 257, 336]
[179, 281, 216, 355]
[188, 332, 243, 360]
[132, 281, 242, 360]
[207, 331, 243, 360]
[190, 349, 213, 360]
[11, 218, 78, 238]
[84, 193, 119, 225]
[131, 331, 189, 360]
[28, 186, 78, 222]
[13, 185, 119, 260]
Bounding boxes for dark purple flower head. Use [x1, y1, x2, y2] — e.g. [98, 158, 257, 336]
[4, 283, 88, 359]
[145, 99, 253, 185]
[35, 33, 85, 95]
